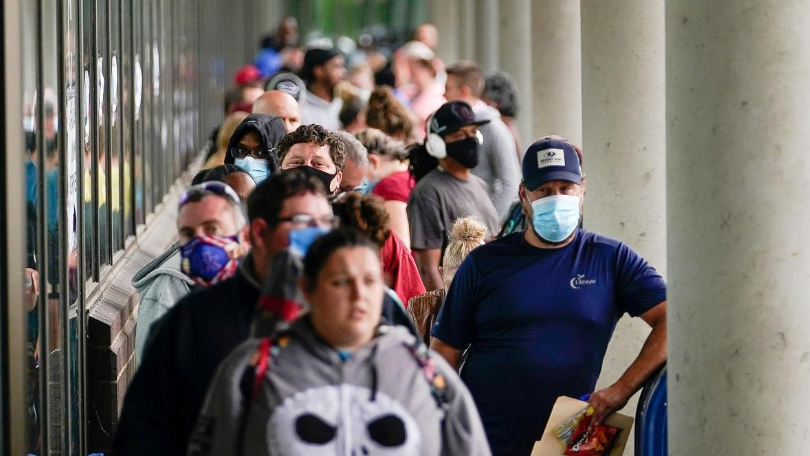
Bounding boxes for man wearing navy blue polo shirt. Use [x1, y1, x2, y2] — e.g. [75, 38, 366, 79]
[431, 138, 667, 456]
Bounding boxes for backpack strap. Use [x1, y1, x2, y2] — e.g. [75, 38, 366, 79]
[405, 339, 449, 408]
[251, 338, 272, 401]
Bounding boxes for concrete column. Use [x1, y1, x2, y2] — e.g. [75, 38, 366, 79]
[667, 3, 810, 454]
[459, 0, 476, 61]
[474, 0, 498, 72]
[498, 0, 533, 147]
[580, 1, 666, 452]
[531, 0, 582, 146]
[427, 0, 460, 64]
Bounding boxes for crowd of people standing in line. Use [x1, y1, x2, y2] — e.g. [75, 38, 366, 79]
[113, 17, 668, 456]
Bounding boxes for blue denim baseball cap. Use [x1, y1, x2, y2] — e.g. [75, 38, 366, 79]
[522, 138, 582, 190]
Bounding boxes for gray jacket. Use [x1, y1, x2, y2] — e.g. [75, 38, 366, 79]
[472, 102, 521, 222]
[132, 242, 195, 365]
[188, 317, 491, 456]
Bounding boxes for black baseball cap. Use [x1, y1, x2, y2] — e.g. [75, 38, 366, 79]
[522, 138, 582, 190]
[428, 101, 490, 137]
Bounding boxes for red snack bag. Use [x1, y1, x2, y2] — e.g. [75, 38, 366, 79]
[563, 408, 622, 455]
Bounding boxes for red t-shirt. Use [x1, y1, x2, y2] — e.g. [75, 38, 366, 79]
[381, 231, 426, 305]
[372, 171, 415, 204]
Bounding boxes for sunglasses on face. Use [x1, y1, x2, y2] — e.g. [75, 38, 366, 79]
[229, 147, 275, 160]
[179, 181, 241, 209]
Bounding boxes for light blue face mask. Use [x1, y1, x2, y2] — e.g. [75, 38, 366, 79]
[234, 157, 270, 184]
[354, 177, 371, 195]
[288, 226, 331, 257]
[530, 194, 581, 243]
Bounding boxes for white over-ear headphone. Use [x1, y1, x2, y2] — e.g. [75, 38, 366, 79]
[425, 112, 447, 159]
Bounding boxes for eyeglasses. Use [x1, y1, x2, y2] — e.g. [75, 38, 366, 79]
[229, 147, 275, 160]
[179, 181, 241, 208]
[274, 214, 339, 228]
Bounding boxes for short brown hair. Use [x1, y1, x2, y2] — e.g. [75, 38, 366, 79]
[446, 61, 485, 97]
[276, 124, 347, 172]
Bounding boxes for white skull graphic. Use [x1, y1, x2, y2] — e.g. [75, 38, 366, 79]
[268, 384, 421, 456]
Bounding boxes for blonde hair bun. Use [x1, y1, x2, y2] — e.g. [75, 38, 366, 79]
[449, 216, 487, 244]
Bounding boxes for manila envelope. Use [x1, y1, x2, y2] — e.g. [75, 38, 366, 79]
[531, 396, 634, 456]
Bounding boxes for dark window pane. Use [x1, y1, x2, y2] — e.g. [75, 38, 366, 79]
[95, 0, 110, 269]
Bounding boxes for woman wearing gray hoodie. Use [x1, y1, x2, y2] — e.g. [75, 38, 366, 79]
[187, 228, 491, 456]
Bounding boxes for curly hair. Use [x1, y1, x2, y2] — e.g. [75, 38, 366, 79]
[332, 192, 391, 248]
[365, 86, 414, 142]
[276, 124, 347, 172]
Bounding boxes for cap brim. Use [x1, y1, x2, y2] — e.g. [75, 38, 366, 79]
[445, 119, 490, 135]
[524, 170, 582, 191]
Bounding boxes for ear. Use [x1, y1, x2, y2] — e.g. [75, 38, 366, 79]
[313, 65, 324, 81]
[249, 218, 269, 252]
[367, 153, 382, 171]
[460, 84, 473, 99]
[518, 183, 532, 214]
[332, 171, 343, 193]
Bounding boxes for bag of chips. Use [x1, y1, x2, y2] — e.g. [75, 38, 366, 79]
[553, 406, 623, 456]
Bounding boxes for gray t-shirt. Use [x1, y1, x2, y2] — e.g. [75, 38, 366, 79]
[471, 102, 521, 223]
[408, 168, 501, 250]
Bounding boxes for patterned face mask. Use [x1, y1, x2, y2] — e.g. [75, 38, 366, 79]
[180, 234, 241, 286]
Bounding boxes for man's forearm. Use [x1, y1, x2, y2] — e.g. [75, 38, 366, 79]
[589, 306, 667, 425]
[614, 319, 667, 394]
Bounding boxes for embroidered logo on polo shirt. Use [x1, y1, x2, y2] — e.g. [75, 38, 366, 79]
[537, 148, 565, 168]
[570, 274, 597, 289]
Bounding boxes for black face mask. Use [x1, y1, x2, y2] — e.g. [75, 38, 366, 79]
[445, 137, 480, 169]
[288, 165, 338, 194]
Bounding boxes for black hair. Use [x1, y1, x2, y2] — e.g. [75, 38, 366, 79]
[202, 164, 253, 183]
[302, 227, 380, 290]
[406, 143, 439, 183]
[191, 169, 209, 186]
[246, 168, 327, 224]
[339, 95, 366, 128]
[483, 71, 519, 117]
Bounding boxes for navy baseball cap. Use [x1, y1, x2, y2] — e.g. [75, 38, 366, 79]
[522, 138, 582, 190]
[429, 101, 490, 137]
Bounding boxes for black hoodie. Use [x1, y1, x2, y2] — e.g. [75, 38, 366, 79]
[224, 114, 287, 171]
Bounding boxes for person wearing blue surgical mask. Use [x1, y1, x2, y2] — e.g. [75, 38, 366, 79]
[430, 137, 668, 456]
[225, 114, 287, 185]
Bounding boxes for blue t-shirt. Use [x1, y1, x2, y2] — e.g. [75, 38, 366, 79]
[431, 229, 666, 456]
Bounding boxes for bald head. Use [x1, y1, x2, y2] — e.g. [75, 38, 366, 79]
[414, 23, 439, 51]
[252, 90, 301, 132]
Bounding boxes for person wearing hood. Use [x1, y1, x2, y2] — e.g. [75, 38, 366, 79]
[277, 124, 346, 195]
[445, 61, 521, 222]
[114, 171, 335, 456]
[132, 182, 248, 366]
[187, 228, 491, 456]
[225, 113, 287, 185]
